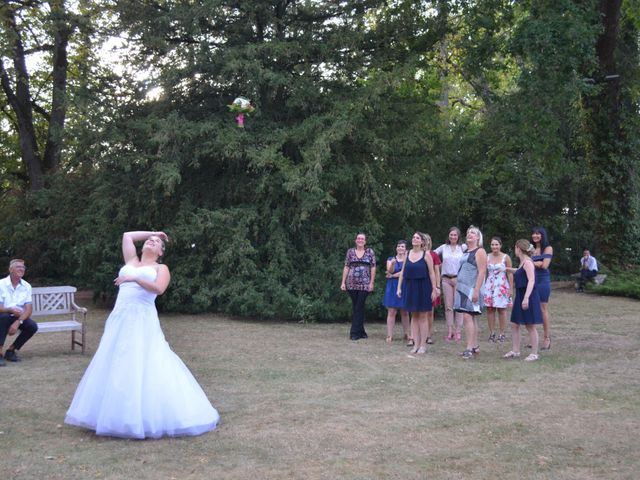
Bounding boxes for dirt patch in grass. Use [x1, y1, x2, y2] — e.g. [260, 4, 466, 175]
[1, 290, 639, 479]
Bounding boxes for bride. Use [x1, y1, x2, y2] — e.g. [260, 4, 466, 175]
[65, 231, 219, 439]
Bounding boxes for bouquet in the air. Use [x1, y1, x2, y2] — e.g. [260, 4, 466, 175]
[228, 97, 255, 127]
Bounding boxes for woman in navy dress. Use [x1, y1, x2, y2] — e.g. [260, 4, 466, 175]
[396, 232, 439, 355]
[504, 239, 542, 362]
[383, 240, 410, 344]
[531, 226, 553, 350]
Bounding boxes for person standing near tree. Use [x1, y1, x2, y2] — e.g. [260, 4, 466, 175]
[396, 232, 439, 355]
[383, 240, 410, 344]
[435, 227, 467, 343]
[454, 226, 487, 360]
[341, 233, 376, 341]
[503, 239, 542, 362]
[483, 237, 513, 343]
[531, 227, 553, 350]
[0, 259, 38, 366]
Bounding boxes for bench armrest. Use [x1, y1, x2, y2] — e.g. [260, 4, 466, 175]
[71, 301, 88, 317]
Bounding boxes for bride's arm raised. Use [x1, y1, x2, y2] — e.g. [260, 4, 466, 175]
[122, 231, 168, 264]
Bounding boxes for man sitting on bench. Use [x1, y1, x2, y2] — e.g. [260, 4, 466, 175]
[0, 259, 38, 366]
[577, 249, 598, 293]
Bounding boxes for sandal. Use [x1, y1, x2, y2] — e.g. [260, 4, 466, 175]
[406, 339, 415, 347]
[503, 351, 521, 358]
[426, 337, 434, 345]
[385, 336, 393, 344]
[455, 332, 462, 343]
[409, 346, 419, 354]
[416, 346, 427, 355]
[524, 353, 539, 362]
[541, 337, 551, 351]
[488, 333, 496, 343]
[462, 349, 473, 359]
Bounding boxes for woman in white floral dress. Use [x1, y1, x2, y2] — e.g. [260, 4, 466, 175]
[483, 237, 513, 343]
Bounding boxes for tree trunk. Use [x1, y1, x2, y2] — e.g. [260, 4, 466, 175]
[0, 0, 72, 191]
[0, 8, 45, 191]
[43, 0, 71, 173]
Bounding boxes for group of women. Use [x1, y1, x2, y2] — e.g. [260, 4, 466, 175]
[342, 226, 553, 361]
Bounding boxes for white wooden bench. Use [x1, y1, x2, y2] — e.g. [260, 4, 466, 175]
[31, 286, 87, 354]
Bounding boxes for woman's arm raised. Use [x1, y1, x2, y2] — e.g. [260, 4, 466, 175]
[122, 231, 168, 263]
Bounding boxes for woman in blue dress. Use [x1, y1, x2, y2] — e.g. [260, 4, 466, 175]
[531, 226, 553, 350]
[504, 239, 542, 362]
[383, 240, 410, 344]
[396, 232, 439, 355]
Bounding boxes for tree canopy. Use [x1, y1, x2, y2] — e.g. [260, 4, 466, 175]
[1, 0, 638, 320]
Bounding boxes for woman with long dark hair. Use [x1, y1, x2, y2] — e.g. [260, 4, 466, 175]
[531, 227, 553, 350]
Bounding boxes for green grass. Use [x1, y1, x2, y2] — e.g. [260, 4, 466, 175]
[1, 286, 639, 479]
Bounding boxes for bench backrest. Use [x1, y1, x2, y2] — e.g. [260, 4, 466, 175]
[31, 286, 78, 317]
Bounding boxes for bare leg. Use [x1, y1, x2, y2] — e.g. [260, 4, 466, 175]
[416, 312, 429, 352]
[497, 308, 508, 336]
[386, 308, 397, 341]
[400, 310, 411, 339]
[526, 324, 539, 355]
[410, 317, 419, 352]
[540, 302, 551, 348]
[463, 313, 476, 351]
[427, 310, 434, 341]
[511, 323, 520, 353]
[486, 307, 496, 340]
[442, 277, 455, 339]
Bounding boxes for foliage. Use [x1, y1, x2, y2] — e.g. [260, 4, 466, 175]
[1, 1, 638, 319]
[589, 267, 640, 300]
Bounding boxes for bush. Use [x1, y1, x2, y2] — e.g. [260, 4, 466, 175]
[590, 267, 640, 300]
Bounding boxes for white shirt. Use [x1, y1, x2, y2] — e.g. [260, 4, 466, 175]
[0, 275, 33, 310]
[581, 256, 598, 272]
[434, 244, 468, 276]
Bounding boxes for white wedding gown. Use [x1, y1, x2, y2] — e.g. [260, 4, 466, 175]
[65, 265, 219, 439]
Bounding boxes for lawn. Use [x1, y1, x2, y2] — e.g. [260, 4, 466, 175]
[2, 286, 639, 480]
